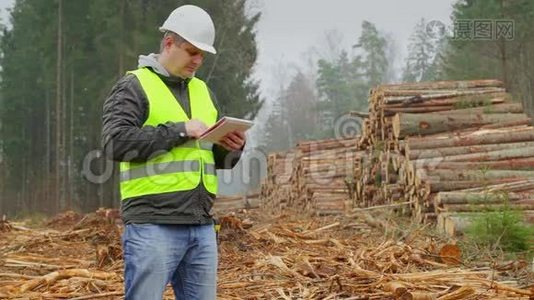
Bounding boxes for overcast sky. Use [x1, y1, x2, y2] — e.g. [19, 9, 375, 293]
[252, 0, 456, 95]
[0, 0, 456, 96]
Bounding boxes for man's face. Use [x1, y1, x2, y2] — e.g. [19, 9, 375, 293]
[169, 39, 205, 78]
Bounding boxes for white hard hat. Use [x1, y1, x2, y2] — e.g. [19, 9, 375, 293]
[159, 5, 216, 54]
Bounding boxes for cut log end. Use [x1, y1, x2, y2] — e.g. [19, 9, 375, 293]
[439, 244, 462, 265]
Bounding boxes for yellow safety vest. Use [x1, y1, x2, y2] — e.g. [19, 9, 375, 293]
[119, 68, 218, 200]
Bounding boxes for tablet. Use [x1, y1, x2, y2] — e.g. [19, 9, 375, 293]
[199, 116, 253, 143]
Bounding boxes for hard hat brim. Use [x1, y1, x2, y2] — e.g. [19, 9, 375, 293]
[159, 27, 217, 54]
[188, 40, 217, 54]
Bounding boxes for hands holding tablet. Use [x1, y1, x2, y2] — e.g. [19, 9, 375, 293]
[218, 131, 245, 151]
[185, 118, 248, 151]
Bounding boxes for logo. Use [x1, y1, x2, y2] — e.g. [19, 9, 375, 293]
[426, 20, 447, 39]
[333, 114, 362, 145]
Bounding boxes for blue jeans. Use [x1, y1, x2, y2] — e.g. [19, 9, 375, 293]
[122, 223, 217, 300]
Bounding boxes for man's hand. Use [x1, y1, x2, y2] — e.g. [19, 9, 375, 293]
[219, 131, 246, 151]
[185, 119, 208, 138]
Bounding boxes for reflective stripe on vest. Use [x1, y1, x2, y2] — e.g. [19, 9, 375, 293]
[119, 68, 218, 200]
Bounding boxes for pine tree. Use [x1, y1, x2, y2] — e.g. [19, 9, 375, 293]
[284, 72, 318, 142]
[402, 18, 436, 82]
[355, 21, 389, 87]
[261, 98, 290, 152]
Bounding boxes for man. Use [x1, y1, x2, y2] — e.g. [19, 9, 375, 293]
[101, 5, 245, 300]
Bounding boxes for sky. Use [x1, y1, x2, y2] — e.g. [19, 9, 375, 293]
[0, 0, 10, 27]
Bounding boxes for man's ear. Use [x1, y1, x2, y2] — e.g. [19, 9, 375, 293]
[163, 36, 174, 51]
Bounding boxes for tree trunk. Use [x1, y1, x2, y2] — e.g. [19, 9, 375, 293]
[384, 93, 506, 107]
[436, 191, 533, 205]
[407, 141, 534, 160]
[380, 79, 503, 92]
[55, 0, 63, 214]
[425, 157, 534, 171]
[69, 69, 74, 209]
[412, 146, 534, 165]
[384, 105, 457, 114]
[431, 102, 523, 115]
[442, 203, 534, 213]
[420, 169, 534, 182]
[405, 127, 534, 150]
[45, 91, 51, 211]
[458, 179, 534, 193]
[118, 0, 125, 76]
[61, 34, 67, 211]
[424, 178, 523, 193]
[393, 112, 530, 138]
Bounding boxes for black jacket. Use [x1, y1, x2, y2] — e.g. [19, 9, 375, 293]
[101, 64, 242, 225]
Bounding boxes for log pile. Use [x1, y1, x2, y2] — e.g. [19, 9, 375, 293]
[359, 79, 534, 235]
[212, 193, 260, 214]
[260, 138, 363, 215]
[260, 150, 296, 213]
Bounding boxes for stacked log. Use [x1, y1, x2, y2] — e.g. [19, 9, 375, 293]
[261, 79, 534, 234]
[291, 138, 363, 215]
[360, 79, 534, 235]
[260, 138, 363, 215]
[260, 150, 296, 213]
[361, 79, 507, 148]
[212, 193, 260, 214]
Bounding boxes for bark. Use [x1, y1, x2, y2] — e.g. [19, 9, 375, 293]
[382, 88, 506, 106]
[430, 102, 523, 115]
[436, 191, 532, 205]
[406, 127, 534, 150]
[393, 113, 530, 139]
[442, 203, 534, 212]
[424, 178, 524, 193]
[407, 141, 534, 160]
[384, 93, 506, 107]
[421, 169, 534, 182]
[384, 105, 457, 114]
[427, 158, 534, 170]
[412, 146, 534, 165]
[458, 179, 534, 193]
[380, 79, 503, 92]
[55, 0, 63, 213]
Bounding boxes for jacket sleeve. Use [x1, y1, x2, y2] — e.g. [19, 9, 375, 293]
[101, 74, 190, 163]
[208, 88, 245, 170]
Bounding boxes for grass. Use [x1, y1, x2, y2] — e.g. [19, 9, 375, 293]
[463, 193, 534, 257]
